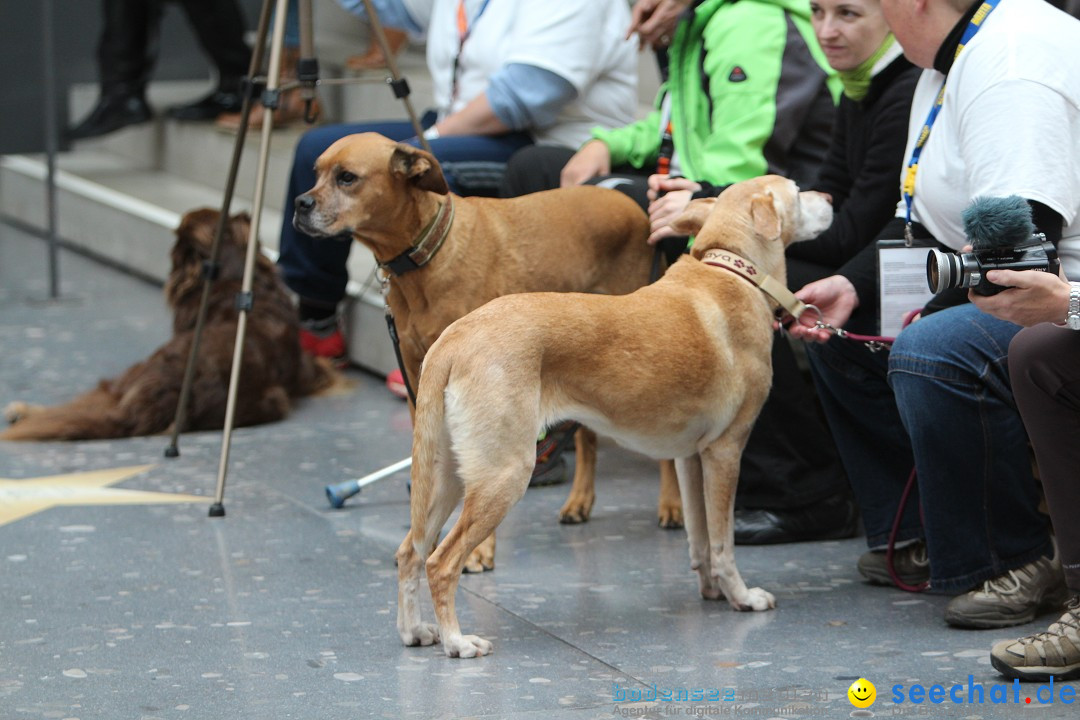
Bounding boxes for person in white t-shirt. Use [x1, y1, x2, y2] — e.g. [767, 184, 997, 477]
[279, 0, 637, 370]
[787, 0, 1080, 630]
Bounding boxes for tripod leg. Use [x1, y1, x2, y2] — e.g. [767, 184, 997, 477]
[360, 0, 428, 150]
[209, 0, 294, 517]
[164, 0, 274, 459]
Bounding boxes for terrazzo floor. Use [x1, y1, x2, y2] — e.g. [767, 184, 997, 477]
[1, 224, 1076, 720]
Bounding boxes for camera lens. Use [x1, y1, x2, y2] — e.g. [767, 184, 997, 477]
[926, 248, 960, 294]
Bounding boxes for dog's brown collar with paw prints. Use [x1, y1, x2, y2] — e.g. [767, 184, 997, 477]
[700, 248, 807, 323]
[380, 195, 455, 277]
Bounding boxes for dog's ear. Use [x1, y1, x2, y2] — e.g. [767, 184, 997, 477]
[671, 198, 716, 236]
[167, 208, 220, 308]
[750, 191, 782, 242]
[391, 144, 450, 195]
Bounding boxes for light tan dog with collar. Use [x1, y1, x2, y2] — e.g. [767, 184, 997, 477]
[396, 175, 833, 657]
[293, 132, 684, 572]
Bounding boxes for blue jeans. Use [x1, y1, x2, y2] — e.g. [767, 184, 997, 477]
[806, 304, 1052, 593]
[278, 115, 533, 305]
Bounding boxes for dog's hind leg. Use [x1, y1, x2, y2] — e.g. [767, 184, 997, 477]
[699, 436, 775, 613]
[675, 455, 721, 600]
[558, 426, 597, 524]
[427, 466, 531, 658]
[657, 459, 684, 529]
[397, 435, 462, 648]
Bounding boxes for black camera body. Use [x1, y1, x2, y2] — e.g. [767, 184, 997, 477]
[925, 235, 1060, 296]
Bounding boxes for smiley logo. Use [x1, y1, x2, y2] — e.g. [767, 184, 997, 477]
[848, 678, 876, 708]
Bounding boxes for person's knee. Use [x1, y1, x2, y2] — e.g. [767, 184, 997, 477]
[295, 127, 340, 170]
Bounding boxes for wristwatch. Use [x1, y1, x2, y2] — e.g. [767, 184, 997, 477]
[1067, 281, 1080, 330]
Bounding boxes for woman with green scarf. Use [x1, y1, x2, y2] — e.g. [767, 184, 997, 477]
[652, 0, 918, 289]
[779, 0, 919, 289]
[644, 0, 920, 545]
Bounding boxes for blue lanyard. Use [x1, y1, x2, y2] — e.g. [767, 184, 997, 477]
[902, 0, 1002, 239]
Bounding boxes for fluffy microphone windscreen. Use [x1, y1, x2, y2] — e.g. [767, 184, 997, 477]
[962, 195, 1035, 250]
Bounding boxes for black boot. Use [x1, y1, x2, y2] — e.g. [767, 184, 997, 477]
[734, 490, 859, 545]
[165, 79, 244, 121]
[67, 92, 153, 141]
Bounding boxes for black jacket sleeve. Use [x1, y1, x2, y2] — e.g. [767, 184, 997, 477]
[788, 64, 919, 269]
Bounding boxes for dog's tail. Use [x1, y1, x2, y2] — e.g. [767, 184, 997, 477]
[0, 387, 129, 441]
[408, 348, 453, 552]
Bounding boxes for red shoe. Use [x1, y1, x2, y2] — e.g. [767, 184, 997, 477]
[386, 368, 408, 400]
[298, 323, 347, 368]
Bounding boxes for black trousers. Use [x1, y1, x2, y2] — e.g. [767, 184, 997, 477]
[1009, 322, 1080, 594]
[501, 144, 849, 509]
[98, 0, 251, 95]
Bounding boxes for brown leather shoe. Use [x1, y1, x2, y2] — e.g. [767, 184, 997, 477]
[214, 92, 319, 132]
[345, 27, 408, 71]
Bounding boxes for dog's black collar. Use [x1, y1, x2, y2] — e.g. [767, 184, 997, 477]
[380, 196, 455, 277]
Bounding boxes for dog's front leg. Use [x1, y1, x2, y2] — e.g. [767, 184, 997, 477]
[699, 441, 775, 612]
[558, 426, 598, 524]
[674, 455, 722, 600]
[657, 459, 684, 529]
[462, 533, 495, 573]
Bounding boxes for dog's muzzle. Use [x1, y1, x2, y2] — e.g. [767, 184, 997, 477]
[293, 193, 325, 236]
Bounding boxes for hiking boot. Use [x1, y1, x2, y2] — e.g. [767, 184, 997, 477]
[991, 595, 1080, 681]
[529, 421, 577, 487]
[944, 553, 1068, 629]
[298, 316, 347, 368]
[857, 540, 930, 588]
[529, 453, 568, 487]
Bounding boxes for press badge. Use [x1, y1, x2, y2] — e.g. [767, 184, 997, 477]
[877, 238, 936, 338]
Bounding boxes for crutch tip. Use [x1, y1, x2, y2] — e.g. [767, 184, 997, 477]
[326, 484, 350, 509]
[164, 445, 179, 458]
[208, 503, 226, 518]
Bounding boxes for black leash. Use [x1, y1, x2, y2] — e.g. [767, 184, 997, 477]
[385, 307, 417, 407]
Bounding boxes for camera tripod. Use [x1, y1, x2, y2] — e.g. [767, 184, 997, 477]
[163, 0, 425, 516]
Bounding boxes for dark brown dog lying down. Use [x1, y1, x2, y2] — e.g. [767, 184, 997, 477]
[1, 209, 338, 441]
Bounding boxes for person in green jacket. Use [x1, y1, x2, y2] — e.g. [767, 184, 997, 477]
[502, 0, 842, 237]
[500, 0, 851, 544]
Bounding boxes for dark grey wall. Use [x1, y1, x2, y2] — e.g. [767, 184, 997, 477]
[0, 0, 262, 154]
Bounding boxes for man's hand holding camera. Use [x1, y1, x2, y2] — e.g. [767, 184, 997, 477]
[969, 268, 1073, 328]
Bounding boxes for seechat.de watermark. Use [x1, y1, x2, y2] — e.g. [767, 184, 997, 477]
[890, 676, 1077, 707]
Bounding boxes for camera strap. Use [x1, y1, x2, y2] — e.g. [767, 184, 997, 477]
[901, 0, 1001, 245]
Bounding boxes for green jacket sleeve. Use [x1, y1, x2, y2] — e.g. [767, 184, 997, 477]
[589, 91, 664, 170]
[681, 3, 790, 184]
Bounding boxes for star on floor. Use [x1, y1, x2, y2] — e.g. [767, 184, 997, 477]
[0, 465, 208, 527]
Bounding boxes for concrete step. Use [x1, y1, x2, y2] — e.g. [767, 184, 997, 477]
[1, 24, 661, 378]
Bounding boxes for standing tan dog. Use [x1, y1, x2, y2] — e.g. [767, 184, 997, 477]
[396, 176, 833, 657]
[293, 132, 683, 571]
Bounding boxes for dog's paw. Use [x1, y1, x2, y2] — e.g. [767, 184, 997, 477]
[700, 585, 726, 601]
[736, 587, 776, 612]
[444, 634, 493, 658]
[558, 502, 591, 525]
[462, 538, 495, 574]
[4, 401, 32, 424]
[400, 622, 441, 647]
[657, 502, 684, 530]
